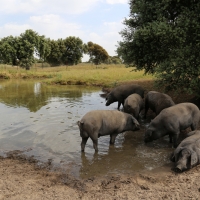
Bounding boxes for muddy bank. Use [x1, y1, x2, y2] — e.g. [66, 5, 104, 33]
[1, 153, 200, 199]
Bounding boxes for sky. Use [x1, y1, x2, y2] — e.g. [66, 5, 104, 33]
[0, 0, 130, 61]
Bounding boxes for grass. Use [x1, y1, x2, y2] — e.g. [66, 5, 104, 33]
[0, 63, 154, 88]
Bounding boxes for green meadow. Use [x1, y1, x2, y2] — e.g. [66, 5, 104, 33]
[0, 63, 153, 88]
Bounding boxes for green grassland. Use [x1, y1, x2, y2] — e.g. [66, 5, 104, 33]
[0, 63, 153, 88]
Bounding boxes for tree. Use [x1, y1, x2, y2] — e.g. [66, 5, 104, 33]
[46, 39, 65, 66]
[37, 36, 51, 67]
[87, 42, 109, 65]
[106, 56, 122, 64]
[62, 36, 86, 65]
[117, 0, 200, 95]
[0, 29, 40, 69]
[0, 36, 17, 65]
[18, 29, 40, 69]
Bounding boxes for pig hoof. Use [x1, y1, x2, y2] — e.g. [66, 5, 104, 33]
[172, 167, 182, 173]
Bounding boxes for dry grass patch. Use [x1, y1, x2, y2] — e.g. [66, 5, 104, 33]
[0, 63, 153, 87]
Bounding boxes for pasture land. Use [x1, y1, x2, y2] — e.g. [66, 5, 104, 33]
[0, 63, 153, 88]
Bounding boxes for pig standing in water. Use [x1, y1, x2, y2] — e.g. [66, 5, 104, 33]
[124, 94, 144, 120]
[144, 91, 175, 118]
[105, 84, 145, 110]
[144, 103, 200, 148]
[78, 110, 140, 152]
[171, 130, 200, 172]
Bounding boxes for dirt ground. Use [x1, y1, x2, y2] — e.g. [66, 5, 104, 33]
[1, 81, 200, 200]
[1, 154, 200, 200]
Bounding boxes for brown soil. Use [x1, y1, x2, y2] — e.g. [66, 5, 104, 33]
[1, 80, 200, 199]
[1, 155, 200, 200]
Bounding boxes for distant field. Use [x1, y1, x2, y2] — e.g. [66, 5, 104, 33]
[0, 63, 153, 88]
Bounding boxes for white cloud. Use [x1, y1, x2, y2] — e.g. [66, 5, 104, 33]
[86, 20, 125, 57]
[0, 24, 31, 38]
[106, 0, 128, 4]
[0, 14, 85, 40]
[29, 14, 85, 39]
[0, 0, 100, 15]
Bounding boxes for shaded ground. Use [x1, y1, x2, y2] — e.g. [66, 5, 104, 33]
[1, 80, 200, 199]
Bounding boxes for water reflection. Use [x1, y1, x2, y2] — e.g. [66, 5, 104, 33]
[79, 128, 172, 179]
[0, 80, 173, 179]
[0, 80, 84, 112]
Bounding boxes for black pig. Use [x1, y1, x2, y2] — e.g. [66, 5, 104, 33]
[144, 103, 200, 148]
[171, 130, 200, 172]
[105, 84, 145, 110]
[144, 91, 175, 118]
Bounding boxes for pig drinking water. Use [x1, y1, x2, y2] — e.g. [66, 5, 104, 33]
[144, 103, 200, 148]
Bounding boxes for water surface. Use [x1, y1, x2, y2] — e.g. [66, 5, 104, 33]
[0, 80, 173, 178]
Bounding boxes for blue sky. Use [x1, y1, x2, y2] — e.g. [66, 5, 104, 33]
[0, 0, 129, 61]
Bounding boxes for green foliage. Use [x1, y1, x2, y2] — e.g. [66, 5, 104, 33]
[37, 36, 51, 64]
[117, 0, 200, 95]
[0, 29, 40, 69]
[87, 42, 109, 65]
[0, 36, 17, 65]
[46, 36, 85, 66]
[0, 29, 110, 70]
[62, 36, 86, 65]
[106, 56, 122, 64]
[46, 39, 65, 66]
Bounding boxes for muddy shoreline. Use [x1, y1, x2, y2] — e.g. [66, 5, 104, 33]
[1, 152, 200, 199]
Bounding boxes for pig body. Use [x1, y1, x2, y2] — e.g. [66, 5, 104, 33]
[144, 103, 200, 148]
[171, 130, 200, 172]
[78, 110, 140, 152]
[105, 84, 145, 110]
[144, 91, 175, 118]
[124, 94, 144, 119]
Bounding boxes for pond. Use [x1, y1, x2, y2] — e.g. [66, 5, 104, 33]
[0, 80, 173, 179]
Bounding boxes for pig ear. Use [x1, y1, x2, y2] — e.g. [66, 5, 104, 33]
[132, 117, 140, 127]
[191, 151, 198, 166]
[77, 121, 84, 127]
[132, 117, 140, 130]
[174, 147, 183, 162]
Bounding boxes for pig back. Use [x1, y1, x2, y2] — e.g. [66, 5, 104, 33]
[146, 91, 175, 114]
[81, 110, 129, 135]
[124, 94, 143, 112]
[112, 84, 144, 99]
[156, 103, 200, 129]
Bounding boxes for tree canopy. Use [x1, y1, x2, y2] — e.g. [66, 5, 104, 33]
[87, 41, 109, 65]
[0, 29, 109, 68]
[117, 0, 200, 95]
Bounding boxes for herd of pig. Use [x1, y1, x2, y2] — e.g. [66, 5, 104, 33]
[77, 84, 200, 172]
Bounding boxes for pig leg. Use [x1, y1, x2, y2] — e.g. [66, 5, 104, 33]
[144, 103, 149, 119]
[117, 101, 122, 110]
[81, 137, 89, 152]
[169, 134, 173, 143]
[110, 133, 118, 145]
[91, 139, 98, 152]
[172, 133, 179, 148]
[122, 99, 125, 109]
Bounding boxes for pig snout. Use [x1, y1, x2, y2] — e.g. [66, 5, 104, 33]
[144, 137, 152, 143]
[105, 101, 110, 106]
[174, 164, 187, 173]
